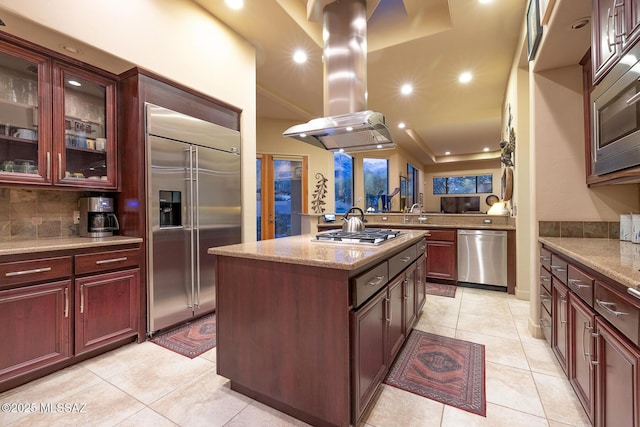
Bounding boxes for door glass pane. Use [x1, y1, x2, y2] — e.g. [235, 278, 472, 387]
[63, 74, 107, 180]
[334, 152, 353, 214]
[363, 158, 388, 211]
[256, 158, 262, 241]
[274, 159, 302, 238]
[0, 51, 39, 174]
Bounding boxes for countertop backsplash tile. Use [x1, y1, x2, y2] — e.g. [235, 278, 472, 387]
[539, 220, 620, 239]
[0, 188, 91, 242]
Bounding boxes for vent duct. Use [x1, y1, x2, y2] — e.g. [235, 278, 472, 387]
[283, 0, 394, 152]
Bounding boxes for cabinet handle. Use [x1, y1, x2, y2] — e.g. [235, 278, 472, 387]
[80, 284, 84, 314]
[560, 296, 567, 325]
[64, 287, 69, 318]
[627, 287, 640, 300]
[539, 275, 550, 282]
[366, 275, 385, 287]
[550, 265, 566, 272]
[95, 257, 128, 265]
[582, 321, 592, 362]
[539, 255, 550, 262]
[58, 153, 62, 181]
[625, 91, 640, 106]
[539, 294, 550, 302]
[596, 298, 628, 317]
[46, 151, 51, 180]
[385, 295, 391, 323]
[568, 278, 590, 289]
[403, 279, 408, 300]
[5, 266, 52, 277]
[590, 330, 600, 367]
[400, 256, 411, 263]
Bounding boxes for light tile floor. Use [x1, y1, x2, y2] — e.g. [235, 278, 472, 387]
[0, 286, 591, 427]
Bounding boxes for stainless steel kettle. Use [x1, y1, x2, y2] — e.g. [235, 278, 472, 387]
[342, 207, 366, 232]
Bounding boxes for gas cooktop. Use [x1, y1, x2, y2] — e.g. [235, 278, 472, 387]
[314, 229, 403, 245]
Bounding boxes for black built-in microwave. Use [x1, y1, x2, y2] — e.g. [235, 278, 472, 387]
[592, 43, 640, 175]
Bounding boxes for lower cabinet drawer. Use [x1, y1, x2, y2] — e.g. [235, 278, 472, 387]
[426, 229, 455, 241]
[352, 261, 388, 308]
[595, 281, 640, 346]
[568, 265, 594, 307]
[75, 249, 140, 275]
[540, 285, 552, 315]
[389, 245, 416, 279]
[0, 256, 72, 288]
[540, 304, 551, 346]
[539, 265, 551, 293]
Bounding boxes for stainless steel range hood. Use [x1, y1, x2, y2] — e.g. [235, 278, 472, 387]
[283, 0, 395, 152]
[283, 110, 393, 151]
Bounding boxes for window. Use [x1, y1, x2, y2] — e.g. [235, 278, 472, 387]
[334, 152, 353, 213]
[433, 174, 492, 194]
[407, 163, 419, 207]
[364, 158, 388, 210]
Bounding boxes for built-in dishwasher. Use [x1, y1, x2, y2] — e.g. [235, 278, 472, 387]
[457, 229, 507, 289]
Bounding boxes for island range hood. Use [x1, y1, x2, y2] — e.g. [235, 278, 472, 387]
[283, 0, 395, 152]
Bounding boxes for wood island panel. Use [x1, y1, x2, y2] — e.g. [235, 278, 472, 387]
[216, 256, 351, 427]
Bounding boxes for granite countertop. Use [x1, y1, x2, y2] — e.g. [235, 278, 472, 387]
[318, 222, 515, 231]
[539, 237, 640, 291]
[209, 230, 428, 271]
[0, 236, 143, 257]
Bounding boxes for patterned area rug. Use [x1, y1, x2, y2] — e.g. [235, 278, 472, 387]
[425, 282, 457, 298]
[385, 330, 486, 416]
[151, 313, 216, 359]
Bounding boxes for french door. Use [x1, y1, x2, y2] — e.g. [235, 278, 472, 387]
[256, 155, 307, 240]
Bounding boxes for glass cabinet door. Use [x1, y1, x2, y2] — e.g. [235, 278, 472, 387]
[0, 44, 51, 184]
[53, 63, 117, 188]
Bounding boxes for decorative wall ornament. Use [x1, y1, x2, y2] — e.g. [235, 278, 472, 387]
[500, 103, 515, 167]
[312, 172, 328, 214]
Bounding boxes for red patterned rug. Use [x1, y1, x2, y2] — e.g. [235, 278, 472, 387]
[425, 282, 457, 298]
[151, 313, 216, 358]
[385, 330, 486, 416]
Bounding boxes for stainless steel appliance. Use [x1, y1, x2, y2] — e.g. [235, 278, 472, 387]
[146, 103, 241, 335]
[315, 229, 403, 245]
[79, 196, 120, 237]
[592, 42, 640, 175]
[457, 229, 507, 289]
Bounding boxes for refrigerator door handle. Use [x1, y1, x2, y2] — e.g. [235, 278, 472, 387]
[188, 145, 195, 310]
[194, 146, 201, 309]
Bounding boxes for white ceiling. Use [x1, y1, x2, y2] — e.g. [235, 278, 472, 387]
[193, 0, 592, 165]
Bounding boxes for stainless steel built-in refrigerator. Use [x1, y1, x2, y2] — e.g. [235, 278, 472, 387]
[145, 103, 241, 335]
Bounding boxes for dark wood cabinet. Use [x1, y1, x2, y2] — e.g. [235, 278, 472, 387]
[594, 316, 640, 427]
[569, 292, 596, 423]
[592, 0, 624, 83]
[403, 263, 417, 332]
[74, 268, 139, 355]
[0, 33, 118, 189]
[0, 243, 141, 393]
[552, 278, 570, 374]
[0, 280, 71, 383]
[425, 229, 456, 281]
[415, 254, 426, 314]
[388, 274, 406, 362]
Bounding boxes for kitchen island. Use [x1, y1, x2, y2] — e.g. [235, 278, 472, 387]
[208, 230, 428, 427]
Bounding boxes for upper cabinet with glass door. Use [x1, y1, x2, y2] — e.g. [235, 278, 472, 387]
[52, 62, 117, 189]
[0, 41, 51, 184]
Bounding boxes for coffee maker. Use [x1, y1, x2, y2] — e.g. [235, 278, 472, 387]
[79, 197, 120, 237]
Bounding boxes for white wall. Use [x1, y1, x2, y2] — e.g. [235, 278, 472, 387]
[0, 0, 258, 242]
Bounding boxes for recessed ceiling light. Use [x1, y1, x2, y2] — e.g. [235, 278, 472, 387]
[445, 151, 451, 155]
[400, 83, 413, 95]
[225, 0, 244, 10]
[376, 144, 383, 149]
[483, 147, 489, 152]
[459, 71, 472, 84]
[300, 133, 307, 138]
[478, 0, 493, 4]
[68, 80, 82, 87]
[398, 122, 406, 129]
[570, 17, 590, 30]
[293, 49, 307, 64]
[346, 126, 354, 132]
[62, 45, 80, 54]
[339, 148, 345, 153]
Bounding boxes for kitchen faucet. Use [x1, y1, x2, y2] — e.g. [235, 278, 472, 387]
[409, 203, 421, 213]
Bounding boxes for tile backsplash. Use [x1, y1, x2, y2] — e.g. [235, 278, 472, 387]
[0, 188, 88, 242]
[539, 220, 620, 239]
